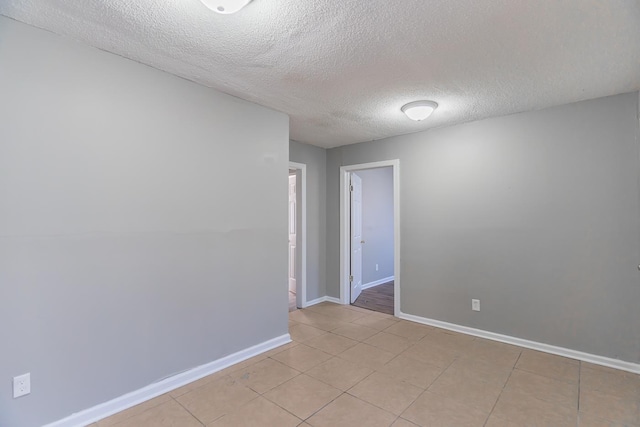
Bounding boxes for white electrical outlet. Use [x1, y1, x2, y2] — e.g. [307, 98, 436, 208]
[375, 263, 379, 271]
[472, 299, 480, 312]
[13, 373, 31, 398]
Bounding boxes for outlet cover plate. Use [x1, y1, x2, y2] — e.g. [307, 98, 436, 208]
[13, 373, 31, 398]
[472, 299, 480, 312]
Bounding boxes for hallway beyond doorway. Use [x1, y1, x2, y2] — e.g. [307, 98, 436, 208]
[352, 281, 394, 315]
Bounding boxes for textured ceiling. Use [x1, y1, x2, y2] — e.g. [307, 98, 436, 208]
[1, 0, 640, 148]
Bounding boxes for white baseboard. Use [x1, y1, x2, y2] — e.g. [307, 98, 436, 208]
[45, 334, 292, 427]
[304, 296, 342, 307]
[361, 276, 394, 290]
[399, 312, 640, 375]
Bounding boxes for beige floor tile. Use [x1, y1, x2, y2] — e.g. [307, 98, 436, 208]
[505, 369, 578, 408]
[338, 342, 396, 370]
[289, 323, 327, 342]
[343, 304, 377, 314]
[580, 364, 640, 399]
[329, 308, 370, 323]
[401, 391, 489, 427]
[304, 302, 340, 314]
[578, 412, 637, 427]
[465, 339, 521, 368]
[365, 331, 413, 354]
[427, 368, 503, 413]
[362, 310, 396, 319]
[331, 324, 379, 341]
[170, 371, 227, 398]
[483, 414, 523, 427]
[491, 389, 577, 427]
[97, 394, 172, 426]
[230, 358, 300, 394]
[262, 341, 300, 357]
[515, 349, 579, 384]
[353, 314, 399, 331]
[304, 333, 359, 355]
[104, 400, 202, 427]
[308, 301, 339, 308]
[378, 354, 444, 389]
[289, 310, 350, 331]
[217, 354, 267, 376]
[175, 376, 258, 424]
[271, 343, 333, 372]
[305, 304, 368, 322]
[208, 396, 301, 427]
[581, 362, 639, 377]
[306, 393, 396, 427]
[264, 374, 342, 419]
[400, 341, 458, 369]
[445, 356, 513, 387]
[348, 372, 423, 416]
[391, 418, 420, 427]
[579, 389, 639, 426]
[306, 357, 374, 391]
[420, 328, 475, 353]
[383, 321, 432, 341]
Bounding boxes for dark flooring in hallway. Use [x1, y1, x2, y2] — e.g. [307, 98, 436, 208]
[352, 281, 394, 315]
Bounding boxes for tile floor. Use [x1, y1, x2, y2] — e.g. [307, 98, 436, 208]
[91, 302, 640, 427]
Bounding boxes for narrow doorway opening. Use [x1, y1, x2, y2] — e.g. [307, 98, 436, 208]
[349, 167, 395, 315]
[288, 162, 307, 311]
[288, 170, 297, 311]
[340, 160, 400, 316]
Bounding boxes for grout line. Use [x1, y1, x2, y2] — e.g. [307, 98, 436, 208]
[259, 392, 306, 424]
[299, 391, 346, 422]
[304, 309, 422, 421]
[344, 381, 417, 421]
[426, 356, 458, 390]
[344, 369, 378, 393]
[482, 350, 523, 427]
[577, 360, 581, 412]
[171, 395, 207, 427]
[96, 394, 175, 427]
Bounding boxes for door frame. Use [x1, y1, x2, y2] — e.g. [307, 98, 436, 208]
[289, 161, 307, 308]
[339, 159, 400, 316]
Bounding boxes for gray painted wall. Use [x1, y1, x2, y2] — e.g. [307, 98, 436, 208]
[327, 92, 640, 363]
[0, 17, 289, 427]
[356, 168, 394, 285]
[289, 140, 327, 302]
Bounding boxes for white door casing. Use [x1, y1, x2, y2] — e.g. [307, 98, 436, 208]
[350, 173, 363, 303]
[288, 174, 297, 294]
[340, 159, 400, 316]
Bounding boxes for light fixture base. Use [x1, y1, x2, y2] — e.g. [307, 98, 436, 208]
[200, 0, 252, 14]
[401, 100, 438, 121]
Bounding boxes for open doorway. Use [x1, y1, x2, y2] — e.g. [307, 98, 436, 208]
[340, 160, 400, 316]
[289, 162, 307, 311]
[288, 170, 297, 311]
[349, 167, 395, 314]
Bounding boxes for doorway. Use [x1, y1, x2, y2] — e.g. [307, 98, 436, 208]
[289, 162, 307, 311]
[340, 160, 400, 316]
[288, 171, 297, 311]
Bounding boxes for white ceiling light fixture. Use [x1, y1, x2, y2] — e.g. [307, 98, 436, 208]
[200, 0, 252, 14]
[401, 100, 438, 121]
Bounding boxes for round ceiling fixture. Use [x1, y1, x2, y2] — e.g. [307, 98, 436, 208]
[200, 0, 252, 14]
[401, 100, 438, 121]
